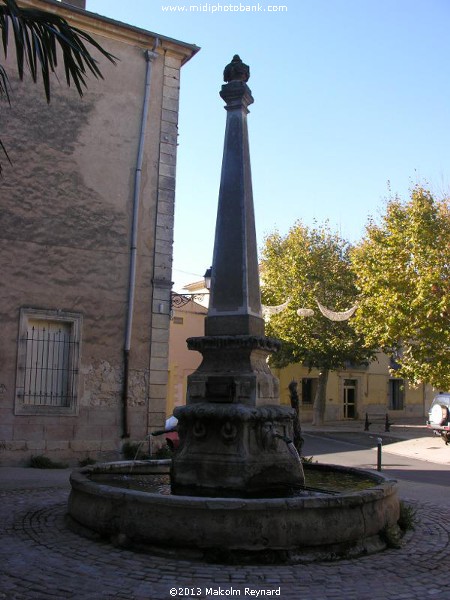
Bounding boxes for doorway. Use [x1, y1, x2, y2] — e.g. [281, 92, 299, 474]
[343, 379, 357, 419]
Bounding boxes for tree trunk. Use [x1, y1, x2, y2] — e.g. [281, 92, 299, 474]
[312, 369, 329, 426]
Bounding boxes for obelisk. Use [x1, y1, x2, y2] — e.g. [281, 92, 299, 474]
[171, 56, 304, 497]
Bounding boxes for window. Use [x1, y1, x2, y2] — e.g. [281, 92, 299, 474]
[301, 378, 318, 404]
[389, 379, 404, 410]
[15, 308, 82, 415]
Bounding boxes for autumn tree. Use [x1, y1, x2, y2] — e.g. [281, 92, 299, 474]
[260, 221, 375, 425]
[351, 186, 450, 390]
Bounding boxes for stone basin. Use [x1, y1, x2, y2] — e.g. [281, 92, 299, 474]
[67, 460, 400, 563]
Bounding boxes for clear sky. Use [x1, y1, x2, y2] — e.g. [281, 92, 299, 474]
[87, 0, 450, 291]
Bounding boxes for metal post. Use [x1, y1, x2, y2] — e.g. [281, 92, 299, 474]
[377, 437, 382, 471]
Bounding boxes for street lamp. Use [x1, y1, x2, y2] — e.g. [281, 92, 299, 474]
[170, 268, 211, 311]
[203, 267, 212, 290]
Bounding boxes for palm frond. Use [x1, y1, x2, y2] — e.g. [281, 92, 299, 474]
[0, 0, 116, 101]
[0, 0, 117, 172]
[0, 61, 9, 100]
[0, 135, 11, 170]
[0, 62, 10, 173]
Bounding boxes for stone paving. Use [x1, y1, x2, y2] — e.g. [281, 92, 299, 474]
[1, 480, 449, 600]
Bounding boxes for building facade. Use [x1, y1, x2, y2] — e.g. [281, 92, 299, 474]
[0, 0, 198, 464]
[273, 354, 434, 422]
[167, 283, 208, 416]
[167, 292, 435, 422]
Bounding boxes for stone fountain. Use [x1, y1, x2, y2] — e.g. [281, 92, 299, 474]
[68, 56, 400, 562]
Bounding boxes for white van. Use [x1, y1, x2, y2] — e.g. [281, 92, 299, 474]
[427, 393, 450, 445]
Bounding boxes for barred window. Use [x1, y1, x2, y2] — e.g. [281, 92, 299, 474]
[15, 309, 82, 415]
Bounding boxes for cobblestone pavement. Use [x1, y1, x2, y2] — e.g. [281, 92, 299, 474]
[0, 483, 449, 600]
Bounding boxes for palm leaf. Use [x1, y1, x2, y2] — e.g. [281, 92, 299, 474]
[0, 0, 117, 172]
[0, 0, 116, 100]
[0, 62, 10, 173]
[0, 135, 11, 171]
[0, 61, 8, 99]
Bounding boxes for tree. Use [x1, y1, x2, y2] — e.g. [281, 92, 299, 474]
[0, 0, 115, 169]
[351, 186, 450, 390]
[260, 221, 375, 425]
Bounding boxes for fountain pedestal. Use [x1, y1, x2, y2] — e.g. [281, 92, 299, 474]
[172, 402, 303, 497]
[172, 337, 303, 497]
[171, 57, 304, 497]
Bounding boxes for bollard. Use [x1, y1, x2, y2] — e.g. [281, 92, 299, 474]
[377, 437, 382, 471]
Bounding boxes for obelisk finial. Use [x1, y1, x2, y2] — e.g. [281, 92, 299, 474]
[223, 55, 250, 83]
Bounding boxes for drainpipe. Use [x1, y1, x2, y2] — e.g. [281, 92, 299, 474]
[122, 45, 159, 438]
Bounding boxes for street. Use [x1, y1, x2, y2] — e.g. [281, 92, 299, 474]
[302, 430, 450, 505]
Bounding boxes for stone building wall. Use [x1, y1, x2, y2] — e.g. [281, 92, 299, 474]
[0, 0, 198, 464]
[167, 300, 208, 416]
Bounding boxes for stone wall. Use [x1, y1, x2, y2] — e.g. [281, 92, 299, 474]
[0, 1, 198, 464]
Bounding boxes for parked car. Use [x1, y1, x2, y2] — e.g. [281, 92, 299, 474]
[427, 393, 450, 445]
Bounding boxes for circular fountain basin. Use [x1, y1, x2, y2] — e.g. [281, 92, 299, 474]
[68, 460, 400, 563]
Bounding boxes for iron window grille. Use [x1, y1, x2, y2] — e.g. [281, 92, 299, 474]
[23, 321, 77, 407]
[15, 309, 82, 415]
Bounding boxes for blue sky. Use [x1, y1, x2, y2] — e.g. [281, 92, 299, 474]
[88, 0, 450, 291]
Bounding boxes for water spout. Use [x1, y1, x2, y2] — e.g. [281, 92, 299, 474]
[273, 432, 302, 465]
